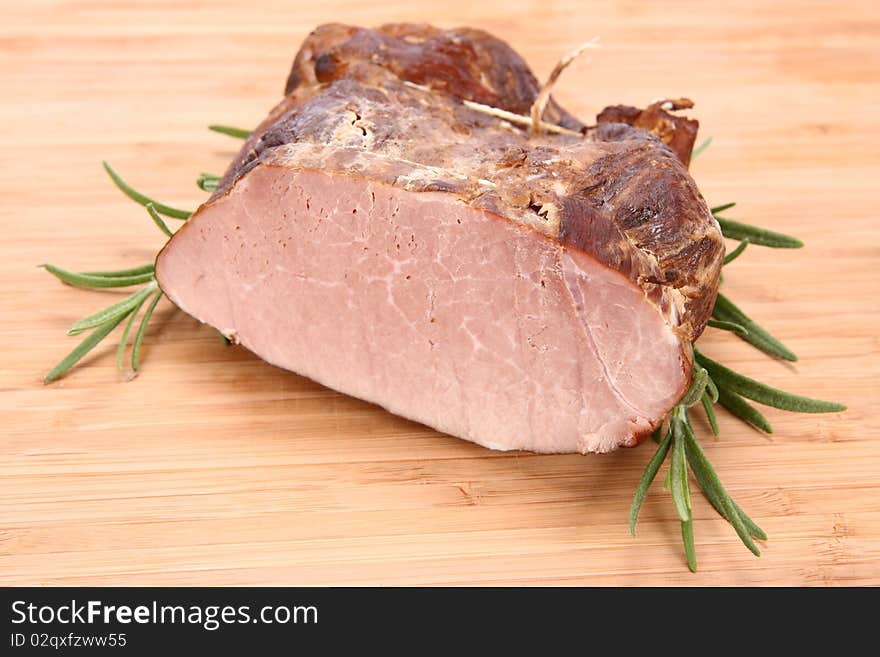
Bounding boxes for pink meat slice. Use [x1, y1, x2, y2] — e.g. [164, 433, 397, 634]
[156, 166, 688, 454]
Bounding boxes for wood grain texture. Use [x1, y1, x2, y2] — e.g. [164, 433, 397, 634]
[1, 0, 878, 585]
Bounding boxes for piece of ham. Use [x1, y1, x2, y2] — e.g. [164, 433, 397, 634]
[155, 23, 724, 453]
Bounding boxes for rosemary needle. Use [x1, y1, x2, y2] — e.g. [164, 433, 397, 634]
[117, 293, 150, 369]
[43, 263, 155, 289]
[146, 203, 174, 238]
[696, 351, 846, 413]
[679, 367, 709, 406]
[131, 290, 163, 371]
[717, 386, 774, 433]
[197, 173, 221, 192]
[670, 415, 692, 522]
[714, 216, 804, 249]
[681, 518, 697, 572]
[629, 430, 672, 535]
[208, 124, 252, 139]
[711, 202, 736, 214]
[102, 161, 192, 219]
[701, 391, 719, 436]
[67, 283, 157, 336]
[713, 292, 798, 361]
[691, 136, 713, 159]
[723, 238, 749, 265]
[706, 318, 749, 337]
[704, 369, 719, 403]
[82, 263, 155, 278]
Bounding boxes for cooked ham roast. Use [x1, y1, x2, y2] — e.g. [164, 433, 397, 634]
[155, 23, 724, 454]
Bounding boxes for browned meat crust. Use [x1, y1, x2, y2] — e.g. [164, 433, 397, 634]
[597, 98, 699, 167]
[206, 23, 723, 340]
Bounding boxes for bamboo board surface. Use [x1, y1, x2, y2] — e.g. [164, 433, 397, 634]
[1, 0, 878, 585]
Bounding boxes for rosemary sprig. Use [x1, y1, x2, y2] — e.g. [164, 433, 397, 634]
[43, 168, 176, 381]
[208, 124, 252, 139]
[630, 390, 765, 571]
[44, 269, 164, 381]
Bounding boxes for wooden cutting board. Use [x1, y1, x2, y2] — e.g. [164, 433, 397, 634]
[2, 0, 878, 585]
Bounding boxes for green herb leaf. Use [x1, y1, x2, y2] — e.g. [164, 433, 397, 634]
[681, 519, 697, 572]
[713, 292, 798, 361]
[43, 263, 155, 289]
[629, 430, 673, 536]
[714, 216, 804, 249]
[131, 290, 163, 371]
[717, 386, 774, 433]
[732, 499, 767, 541]
[711, 202, 736, 214]
[208, 124, 252, 139]
[701, 391, 719, 436]
[67, 283, 157, 336]
[146, 203, 174, 238]
[696, 351, 846, 413]
[723, 238, 749, 265]
[102, 161, 192, 219]
[81, 263, 155, 278]
[116, 292, 150, 369]
[670, 416, 692, 522]
[45, 312, 130, 383]
[197, 173, 221, 192]
[680, 367, 709, 407]
[705, 371, 719, 404]
[707, 318, 749, 337]
[691, 136, 713, 159]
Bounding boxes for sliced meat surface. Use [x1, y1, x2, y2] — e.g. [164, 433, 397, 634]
[157, 165, 688, 453]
